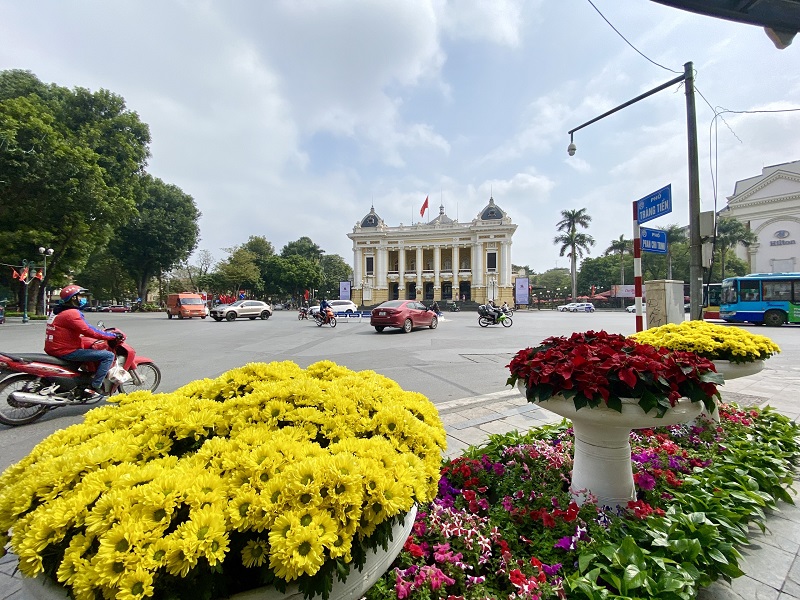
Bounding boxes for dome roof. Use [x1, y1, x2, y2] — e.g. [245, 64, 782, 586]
[479, 196, 505, 220]
[359, 206, 382, 228]
[429, 203, 454, 225]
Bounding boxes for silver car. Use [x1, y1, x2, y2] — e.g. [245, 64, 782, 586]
[210, 300, 273, 322]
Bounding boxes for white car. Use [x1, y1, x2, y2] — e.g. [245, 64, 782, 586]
[569, 302, 595, 312]
[625, 303, 646, 313]
[310, 300, 359, 315]
[557, 303, 578, 312]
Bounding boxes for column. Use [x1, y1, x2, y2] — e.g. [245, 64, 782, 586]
[433, 246, 441, 299]
[473, 242, 484, 287]
[377, 245, 387, 290]
[416, 246, 423, 293]
[500, 241, 510, 287]
[354, 247, 362, 288]
[452, 244, 460, 275]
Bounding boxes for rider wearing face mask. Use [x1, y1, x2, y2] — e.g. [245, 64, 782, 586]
[44, 285, 119, 400]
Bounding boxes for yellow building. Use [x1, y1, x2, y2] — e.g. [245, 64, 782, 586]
[348, 197, 518, 306]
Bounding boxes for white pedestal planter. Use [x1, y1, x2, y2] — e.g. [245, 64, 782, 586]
[22, 506, 417, 600]
[713, 359, 764, 381]
[518, 383, 701, 509]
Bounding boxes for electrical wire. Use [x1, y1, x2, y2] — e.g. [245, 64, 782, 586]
[585, 0, 682, 74]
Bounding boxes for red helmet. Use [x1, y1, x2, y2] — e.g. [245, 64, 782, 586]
[60, 285, 88, 301]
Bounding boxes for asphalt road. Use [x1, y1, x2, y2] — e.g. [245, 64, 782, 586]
[2, 308, 798, 471]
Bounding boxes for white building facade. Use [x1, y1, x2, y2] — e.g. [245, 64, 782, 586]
[721, 160, 800, 273]
[347, 198, 517, 306]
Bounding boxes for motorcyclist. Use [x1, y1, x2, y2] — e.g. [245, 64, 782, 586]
[431, 300, 442, 316]
[487, 300, 503, 324]
[501, 301, 510, 313]
[44, 285, 120, 400]
[318, 298, 331, 323]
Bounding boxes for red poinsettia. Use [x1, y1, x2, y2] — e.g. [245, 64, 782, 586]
[507, 330, 722, 416]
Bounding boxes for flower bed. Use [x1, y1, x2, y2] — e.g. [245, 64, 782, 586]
[631, 320, 781, 364]
[506, 330, 722, 417]
[366, 404, 799, 599]
[0, 361, 447, 600]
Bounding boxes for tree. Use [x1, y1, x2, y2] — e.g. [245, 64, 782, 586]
[715, 218, 757, 280]
[554, 208, 595, 301]
[242, 236, 276, 296]
[661, 224, 687, 280]
[216, 247, 261, 296]
[263, 255, 322, 298]
[320, 255, 353, 299]
[76, 253, 136, 303]
[0, 70, 151, 312]
[604, 235, 631, 286]
[109, 174, 200, 301]
[281, 237, 324, 262]
[181, 250, 215, 292]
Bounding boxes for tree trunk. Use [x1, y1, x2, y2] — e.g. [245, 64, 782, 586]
[571, 251, 578, 301]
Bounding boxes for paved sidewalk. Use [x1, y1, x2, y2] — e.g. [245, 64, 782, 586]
[2, 366, 800, 599]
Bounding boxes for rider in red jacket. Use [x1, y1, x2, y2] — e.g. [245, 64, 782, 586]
[45, 285, 119, 400]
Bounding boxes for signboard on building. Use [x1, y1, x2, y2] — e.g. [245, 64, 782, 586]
[640, 227, 668, 254]
[515, 277, 529, 305]
[636, 184, 672, 224]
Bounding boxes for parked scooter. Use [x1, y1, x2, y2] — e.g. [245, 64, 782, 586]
[0, 325, 161, 426]
[477, 304, 513, 328]
[298, 306, 310, 320]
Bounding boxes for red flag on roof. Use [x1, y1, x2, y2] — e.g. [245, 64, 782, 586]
[420, 196, 429, 217]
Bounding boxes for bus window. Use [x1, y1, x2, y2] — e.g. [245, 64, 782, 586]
[739, 280, 760, 302]
[764, 281, 792, 302]
[793, 280, 800, 303]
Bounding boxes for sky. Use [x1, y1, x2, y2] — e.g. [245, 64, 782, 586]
[2, 1, 799, 274]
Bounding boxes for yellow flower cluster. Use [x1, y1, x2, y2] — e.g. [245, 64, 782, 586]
[0, 361, 446, 599]
[631, 320, 781, 364]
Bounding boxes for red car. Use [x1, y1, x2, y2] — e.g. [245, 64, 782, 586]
[370, 300, 438, 333]
[105, 305, 131, 313]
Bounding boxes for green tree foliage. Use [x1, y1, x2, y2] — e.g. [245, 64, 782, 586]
[75, 253, 136, 304]
[604, 235, 631, 286]
[577, 255, 620, 295]
[242, 236, 275, 296]
[263, 255, 322, 299]
[320, 255, 353, 299]
[216, 247, 261, 295]
[281, 237, 324, 262]
[554, 209, 594, 301]
[0, 69, 150, 311]
[107, 174, 200, 301]
[714, 218, 757, 280]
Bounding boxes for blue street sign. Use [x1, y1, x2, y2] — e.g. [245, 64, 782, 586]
[636, 184, 672, 224]
[640, 226, 668, 254]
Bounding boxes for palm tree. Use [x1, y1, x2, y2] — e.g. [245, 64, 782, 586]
[555, 209, 594, 300]
[663, 224, 687, 280]
[604, 235, 631, 287]
[715, 218, 757, 280]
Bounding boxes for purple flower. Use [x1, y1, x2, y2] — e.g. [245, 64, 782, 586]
[542, 562, 562, 576]
[554, 536, 574, 551]
[636, 472, 657, 491]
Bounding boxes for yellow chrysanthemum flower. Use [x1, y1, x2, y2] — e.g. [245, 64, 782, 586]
[241, 538, 270, 567]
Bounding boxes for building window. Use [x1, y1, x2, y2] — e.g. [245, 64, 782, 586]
[366, 256, 374, 275]
[487, 252, 497, 271]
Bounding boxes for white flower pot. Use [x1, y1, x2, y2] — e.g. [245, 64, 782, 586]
[22, 506, 417, 600]
[713, 359, 764, 381]
[517, 383, 702, 509]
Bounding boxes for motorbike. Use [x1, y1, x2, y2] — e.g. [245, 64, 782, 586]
[501, 305, 514, 317]
[314, 308, 337, 328]
[477, 304, 513, 328]
[298, 306, 310, 320]
[448, 302, 461, 312]
[0, 325, 161, 427]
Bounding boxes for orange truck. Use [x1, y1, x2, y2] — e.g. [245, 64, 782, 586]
[166, 293, 207, 319]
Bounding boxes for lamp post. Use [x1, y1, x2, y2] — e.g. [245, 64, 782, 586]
[38, 247, 53, 316]
[567, 61, 702, 320]
[20, 259, 37, 324]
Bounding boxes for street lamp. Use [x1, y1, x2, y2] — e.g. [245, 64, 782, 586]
[38, 247, 53, 315]
[19, 259, 38, 324]
[567, 61, 702, 320]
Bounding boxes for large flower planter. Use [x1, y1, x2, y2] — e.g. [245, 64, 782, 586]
[518, 383, 702, 509]
[713, 359, 765, 381]
[22, 506, 417, 600]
